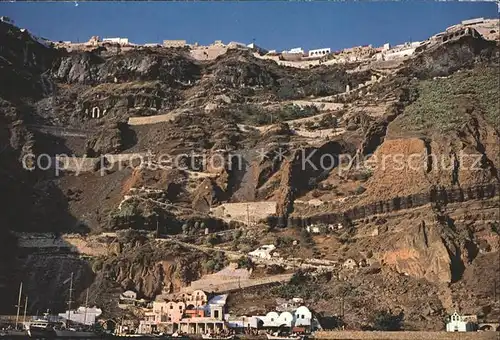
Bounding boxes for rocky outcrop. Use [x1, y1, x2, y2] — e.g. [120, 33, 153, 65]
[206, 50, 372, 100]
[0, 22, 59, 101]
[85, 123, 136, 156]
[91, 241, 209, 301]
[212, 56, 277, 88]
[380, 220, 456, 283]
[54, 49, 200, 85]
[283, 184, 498, 227]
[192, 178, 225, 212]
[402, 35, 498, 79]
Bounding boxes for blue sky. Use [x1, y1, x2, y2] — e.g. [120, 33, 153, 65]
[1, 1, 497, 51]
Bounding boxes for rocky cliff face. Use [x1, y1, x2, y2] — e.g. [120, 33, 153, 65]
[403, 35, 498, 79]
[0, 20, 498, 325]
[88, 240, 210, 315]
[53, 49, 200, 85]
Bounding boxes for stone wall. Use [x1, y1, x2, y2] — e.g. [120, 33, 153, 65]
[163, 40, 186, 48]
[291, 101, 343, 112]
[211, 202, 277, 225]
[52, 156, 99, 173]
[190, 47, 228, 61]
[62, 234, 111, 256]
[184, 273, 293, 293]
[13, 233, 110, 256]
[314, 331, 497, 340]
[50, 153, 151, 173]
[104, 152, 151, 164]
[128, 113, 177, 126]
[253, 53, 321, 69]
[31, 125, 89, 138]
[292, 128, 345, 139]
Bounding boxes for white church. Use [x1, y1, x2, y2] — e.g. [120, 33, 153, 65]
[446, 311, 477, 332]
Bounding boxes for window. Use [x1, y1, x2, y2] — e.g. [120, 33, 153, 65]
[170, 305, 173, 310]
[302, 315, 305, 319]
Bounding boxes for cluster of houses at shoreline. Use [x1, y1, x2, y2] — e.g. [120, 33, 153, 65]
[119, 290, 320, 335]
[115, 288, 500, 335]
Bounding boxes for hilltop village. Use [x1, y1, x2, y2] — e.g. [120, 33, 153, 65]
[0, 13, 499, 340]
[47, 17, 498, 70]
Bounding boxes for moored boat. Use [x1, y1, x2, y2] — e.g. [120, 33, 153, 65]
[266, 333, 304, 340]
[54, 327, 101, 338]
[27, 318, 56, 338]
[0, 328, 29, 337]
[167, 332, 190, 339]
[201, 333, 234, 340]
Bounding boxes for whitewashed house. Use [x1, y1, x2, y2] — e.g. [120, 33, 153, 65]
[306, 225, 321, 234]
[308, 48, 331, 57]
[342, 258, 358, 270]
[238, 306, 318, 332]
[255, 311, 295, 328]
[294, 306, 312, 328]
[288, 47, 304, 54]
[249, 245, 276, 260]
[103, 37, 129, 45]
[446, 311, 477, 332]
[121, 290, 137, 300]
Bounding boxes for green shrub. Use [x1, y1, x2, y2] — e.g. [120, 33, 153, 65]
[233, 229, 243, 239]
[274, 236, 294, 247]
[205, 234, 219, 246]
[370, 310, 404, 331]
[203, 260, 216, 272]
[229, 104, 319, 126]
[237, 256, 254, 269]
[354, 186, 366, 195]
[318, 114, 339, 128]
[395, 66, 499, 132]
[271, 270, 329, 300]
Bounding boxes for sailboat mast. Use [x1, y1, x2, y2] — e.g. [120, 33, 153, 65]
[67, 272, 74, 327]
[83, 288, 89, 325]
[15, 282, 23, 330]
[23, 296, 28, 325]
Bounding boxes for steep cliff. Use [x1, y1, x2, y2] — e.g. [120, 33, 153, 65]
[0, 20, 498, 327]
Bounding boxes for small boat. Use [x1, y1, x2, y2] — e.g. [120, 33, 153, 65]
[0, 328, 29, 337]
[168, 332, 190, 339]
[201, 334, 234, 340]
[266, 333, 304, 340]
[27, 318, 56, 338]
[112, 335, 150, 338]
[54, 327, 101, 338]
